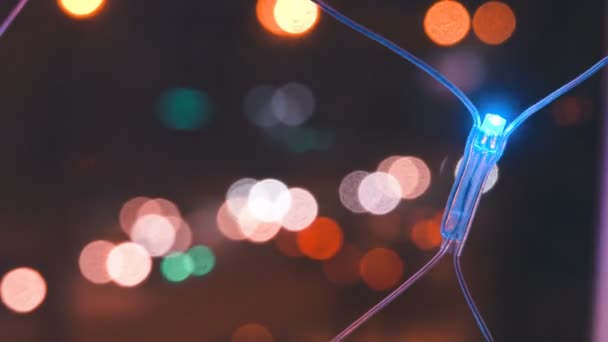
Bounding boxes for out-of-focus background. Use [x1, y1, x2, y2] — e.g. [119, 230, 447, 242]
[0, 0, 604, 341]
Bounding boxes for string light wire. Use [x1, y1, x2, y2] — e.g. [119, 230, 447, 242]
[0, 0, 28, 39]
[308, 1, 608, 341]
[309, 0, 481, 126]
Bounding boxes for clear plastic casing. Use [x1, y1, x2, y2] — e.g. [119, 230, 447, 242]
[440, 114, 508, 254]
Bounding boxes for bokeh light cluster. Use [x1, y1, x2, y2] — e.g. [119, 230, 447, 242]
[244, 83, 333, 152]
[106, 242, 153, 287]
[424, 1, 516, 46]
[79, 240, 114, 284]
[161, 245, 216, 283]
[219, 178, 319, 243]
[340, 156, 432, 215]
[78, 196, 215, 287]
[122, 197, 193, 256]
[245, 83, 316, 129]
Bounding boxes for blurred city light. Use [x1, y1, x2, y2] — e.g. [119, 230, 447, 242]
[387, 156, 432, 200]
[1, 267, 47, 314]
[187, 245, 216, 277]
[257, 0, 320, 37]
[244, 85, 280, 128]
[270, 82, 315, 126]
[247, 179, 292, 223]
[358, 172, 402, 215]
[244, 83, 317, 133]
[424, 1, 471, 46]
[236, 207, 282, 243]
[130, 214, 176, 257]
[232, 323, 274, 342]
[297, 217, 343, 260]
[322, 244, 362, 286]
[473, 1, 516, 45]
[227, 178, 258, 218]
[79, 240, 115, 285]
[410, 214, 443, 250]
[257, 0, 290, 37]
[138, 198, 181, 218]
[232, 205, 261, 238]
[273, 0, 319, 35]
[216, 201, 248, 241]
[106, 242, 153, 287]
[377, 156, 401, 173]
[120, 197, 183, 240]
[58, 0, 105, 19]
[455, 157, 499, 193]
[360, 248, 404, 291]
[161, 252, 194, 283]
[167, 216, 193, 253]
[119, 196, 151, 236]
[339, 170, 370, 214]
[281, 187, 318, 231]
[157, 88, 213, 131]
[119, 197, 191, 256]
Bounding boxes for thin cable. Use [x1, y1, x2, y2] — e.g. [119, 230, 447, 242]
[331, 240, 453, 342]
[505, 56, 608, 137]
[454, 254, 494, 342]
[310, 0, 480, 127]
[0, 0, 29, 39]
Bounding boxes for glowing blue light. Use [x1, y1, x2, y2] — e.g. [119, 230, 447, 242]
[477, 94, 514, 122]
[480, 113, 506, 136]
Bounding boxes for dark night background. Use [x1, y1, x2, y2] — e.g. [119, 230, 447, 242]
[0, 0, 605, 341]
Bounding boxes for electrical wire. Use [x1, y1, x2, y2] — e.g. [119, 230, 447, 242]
[0, 0, 28, 40]
[331, 240, 453, 342]
[309, 0, 481, 127]
[454, 253, 495, 342]
[505, 56, 608, 137]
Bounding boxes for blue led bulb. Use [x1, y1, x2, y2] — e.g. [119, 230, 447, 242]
[441, 113, 509, 248]
[480, 114, 507, 136]
[474, 114, 508, 154]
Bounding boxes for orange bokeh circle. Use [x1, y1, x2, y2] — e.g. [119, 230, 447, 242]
[297, 217, 343, 260]
[424, 1, 471, 46]
[473, 1, 516, 45]
[256, 0, 319, 37]
[360, 248, 403, 291]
